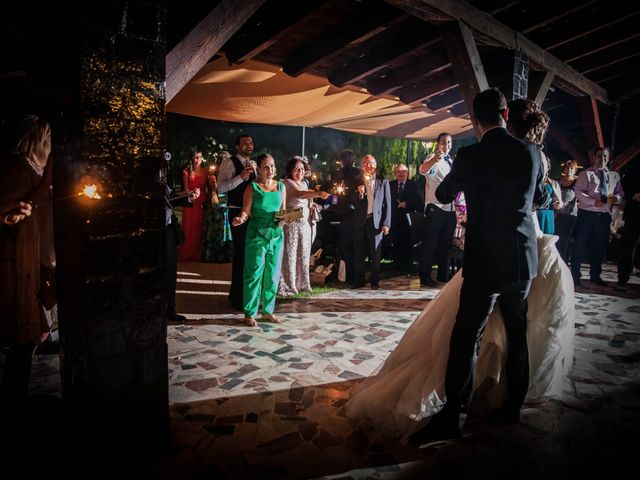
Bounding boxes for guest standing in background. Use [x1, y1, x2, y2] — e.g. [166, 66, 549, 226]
[232, 154, 285, 326]
[178, 150, 209, 261]
[278, 156, 329, 297]
[571, 147, 623, 287]
[555, 160, 579, 263]
[351, 154, 391, 289]
[390, 163, 420, 274]
[217, 134, 255, 310]
[0, 115, 55, 403]
[418, 133, 457, 286]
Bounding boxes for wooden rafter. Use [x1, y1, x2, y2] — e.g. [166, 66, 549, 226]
[224, 2, 323, 64]
[329, 33, 439, 87]
[395, 69, 458, 104]
[613, 137, 640, 171]
[365, 43, 449, 96]
[441, 20, 488, 136]
[520, 0, 598, 34]
[385, 0, 609, 103]
[529, 71, 555, 106]
[283, 5, 406, 78]
[165, 0, 266, 104]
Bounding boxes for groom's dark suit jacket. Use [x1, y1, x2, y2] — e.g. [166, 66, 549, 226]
[436, 127, 547, 285]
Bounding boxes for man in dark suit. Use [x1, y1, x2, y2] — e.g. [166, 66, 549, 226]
[352, 154, 391, 289]
[412, 88, 547, 442]
[390, 164, 420, 273]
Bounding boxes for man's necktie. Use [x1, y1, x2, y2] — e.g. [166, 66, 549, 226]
[599, 169, 608, 202]
[444, 155, 452, 168]
[398, 182, 404, 197]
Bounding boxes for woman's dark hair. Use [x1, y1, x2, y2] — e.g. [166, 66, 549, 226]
[285, 156, 304, 179]
[256, 153, 273, 168]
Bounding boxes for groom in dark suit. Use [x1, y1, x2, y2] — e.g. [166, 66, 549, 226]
[412, 88, 548, 442]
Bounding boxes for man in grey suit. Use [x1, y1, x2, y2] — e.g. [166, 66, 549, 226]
[412, 88, 548, 443]
[351, 154, 391, 289]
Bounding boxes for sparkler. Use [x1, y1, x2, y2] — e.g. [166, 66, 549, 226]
[332, 182, 347, 196]
[35, 184, 103, 208]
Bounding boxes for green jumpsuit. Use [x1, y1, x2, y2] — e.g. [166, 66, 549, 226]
[243, 181, 284, 317]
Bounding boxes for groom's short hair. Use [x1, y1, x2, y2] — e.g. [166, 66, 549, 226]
[473, 88, 507, 126]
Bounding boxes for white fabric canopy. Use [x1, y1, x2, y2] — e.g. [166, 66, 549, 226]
[167, 56, 473, 139]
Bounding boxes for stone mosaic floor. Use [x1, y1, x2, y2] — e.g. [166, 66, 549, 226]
[8, 261, 640, 479]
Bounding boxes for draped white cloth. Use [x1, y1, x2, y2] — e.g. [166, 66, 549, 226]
[345, 223, 575, 442]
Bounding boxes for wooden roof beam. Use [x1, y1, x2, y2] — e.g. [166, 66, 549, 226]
[441, 20, 488, 137]
[283, 5, 406, 78]
[224, 2, 324, 64]
[165, 0, 266, 104]
[613, 137, 640, 171]
[529, 71, 555, 106]
[385, 0, 610, 103]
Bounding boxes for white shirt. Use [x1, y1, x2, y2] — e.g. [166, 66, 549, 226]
[217, 153, 253, 194]
[365, 176, 375, 215]
[421, 154, 454, 211]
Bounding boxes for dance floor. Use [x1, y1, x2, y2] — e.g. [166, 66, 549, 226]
[23, 262, 640, 479]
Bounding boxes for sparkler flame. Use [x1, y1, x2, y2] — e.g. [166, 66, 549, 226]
[80, 184, 102, 199]
[332, 182, 347, 196]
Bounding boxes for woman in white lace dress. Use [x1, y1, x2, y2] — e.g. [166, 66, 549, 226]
[278, 157, 329, 297]
[345, 99, 575, 442]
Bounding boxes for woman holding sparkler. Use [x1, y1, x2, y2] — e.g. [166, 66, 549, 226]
[0, 115, 55, 402]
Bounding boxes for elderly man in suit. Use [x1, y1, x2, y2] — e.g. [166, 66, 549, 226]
[351, 154, 391, 289]
[390, 163, 421, 273]
[411, 88, 548, 443]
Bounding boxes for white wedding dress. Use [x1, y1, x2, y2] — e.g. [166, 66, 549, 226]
[345, 220, 575, 442]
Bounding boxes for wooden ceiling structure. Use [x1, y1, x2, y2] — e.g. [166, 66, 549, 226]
[166, 0, 640, 169]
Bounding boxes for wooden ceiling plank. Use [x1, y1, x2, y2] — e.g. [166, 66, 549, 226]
[329, 35, 439, 87]
[441, 20, 488, 136]
[544, 10, 640, 51]
[613, 137, 640, 171]
[283, 6, 406, 77]
[366, 43, 449, 95]
[396, 69, 458, 103]
[165, 0, 266, 104]
[385, 0, 609, 103]
[224, 2, 324, 64]
[520, 0, 598, 34]
[566, 32, 640, 64]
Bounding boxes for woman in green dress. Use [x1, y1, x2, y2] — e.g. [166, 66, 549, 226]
[232, 154, 286, 327]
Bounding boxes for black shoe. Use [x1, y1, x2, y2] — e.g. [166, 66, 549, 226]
[168, 313, 186, 325]
[487, 407, 520, 425]
[573, 279, 582, 288]
[409, 418, 461, 446]
[590, 277, 607, 287]
[371, 282, 379, 290]
[617, 279, 629, 287]
[420, 279, 439, 288]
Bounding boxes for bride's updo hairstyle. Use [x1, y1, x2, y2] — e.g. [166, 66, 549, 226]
[507, 98, 550, 145]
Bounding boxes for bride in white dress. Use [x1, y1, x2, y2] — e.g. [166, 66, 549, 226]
[345, 219, 574, 442]
[345, 101, 575, 443]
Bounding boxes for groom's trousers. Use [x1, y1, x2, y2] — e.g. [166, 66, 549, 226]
[443, 278, 531, 419]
